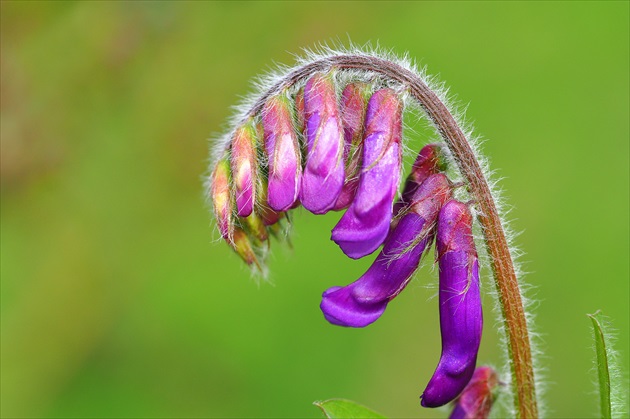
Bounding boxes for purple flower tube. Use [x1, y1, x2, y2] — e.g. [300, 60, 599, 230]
[421, 200, 483, 408]
[300, 72, 345, 214]
[331, 88, 403, 259]
[321, 174, 452, 327]
[262, 93, 302, 212]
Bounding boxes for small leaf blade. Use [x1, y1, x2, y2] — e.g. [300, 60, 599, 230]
[314, 399, 386, 419]
[588, 311, 612, 419]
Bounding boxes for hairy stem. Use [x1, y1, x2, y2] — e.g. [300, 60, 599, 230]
[249, 54, 537, 418]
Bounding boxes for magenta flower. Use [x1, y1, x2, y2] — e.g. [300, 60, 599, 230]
[300, 72, 345, 214]
[449, 366, 499, 419]
[393, 143, 446, 218]
[421, 200, 483, 408]
[321, 173, 452, 327]
[262, 93, 302, 212]
[331, 88, 403, 259]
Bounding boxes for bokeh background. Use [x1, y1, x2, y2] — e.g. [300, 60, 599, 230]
[1, 1, 628, 418]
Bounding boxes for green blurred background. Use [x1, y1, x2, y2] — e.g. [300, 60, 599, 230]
[1, 1, 628, 418]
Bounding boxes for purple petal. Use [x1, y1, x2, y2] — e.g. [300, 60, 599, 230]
[321, 213, 428, 327]
[262, 95, 302, 212]
[331, 89, 402, 259]
[421, 201, 482, 408]
[393, 143, 445, 217]
[300, 73, 345, 214]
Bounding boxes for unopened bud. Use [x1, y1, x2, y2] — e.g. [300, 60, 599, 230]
[394, 143, 447, 216]
[231, 117, 261, 217]
[449, 366, 499, 419]
[334, 82, 371, 210]
[300, 72, 345, 214]
[210, 157, 234, 241]
[262, 92, 302, 212]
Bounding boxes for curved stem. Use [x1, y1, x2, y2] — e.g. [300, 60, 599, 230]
[249, 55, 537, 418]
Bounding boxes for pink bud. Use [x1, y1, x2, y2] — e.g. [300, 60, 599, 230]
[262, 93, 302, 212]
[230, 118, 261, 217]
[449, 366, 499, 419]
[300, 72, 345, 214]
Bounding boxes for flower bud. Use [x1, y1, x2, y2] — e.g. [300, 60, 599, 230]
[320, 174, 452, 327]
[331, 88, 403, 259]
[299, 72, 345, 214]
[230, 117, 261, 217]
[393, 143, 447, 217]
[210, 157, 235, 241]
[449, 366, 499, 419]
[421, 200, 482, 408]
[231, 227, 262, 270]
[262, 93, 302, 212]
[333, 82, 371, 210]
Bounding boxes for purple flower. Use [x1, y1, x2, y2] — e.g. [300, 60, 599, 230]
[230, 118, 261, 217]
[393, 143, 446, 218]
[333, 82, 371, 210]
[449, 366, 499, 419]
[262, 93, 302, 212]
[421, 200, 482, 408]
[300, 72, 345, 214]
[321, 173, 452, 327]
[331, 88, 403, 259]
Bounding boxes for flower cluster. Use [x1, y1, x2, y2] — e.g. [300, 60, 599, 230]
[209, 69, 483, 407]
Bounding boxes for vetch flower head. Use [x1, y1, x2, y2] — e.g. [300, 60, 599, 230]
[331, 88, 403, 259]
[204, 48, 535, 415]
[449, 366, 499, 419]
[321, 173, 452, 327]
[421, 200, 482, 408]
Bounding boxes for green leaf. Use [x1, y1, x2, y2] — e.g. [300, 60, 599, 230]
[588, 311, 612, 419]
[314, 399, 386, 419]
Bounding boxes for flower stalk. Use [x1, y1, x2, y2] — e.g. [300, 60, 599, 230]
[214, 53, 537, 417]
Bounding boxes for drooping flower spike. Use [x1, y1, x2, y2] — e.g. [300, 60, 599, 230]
[421, 199, 483, 408]
[207, 50, 537, 415]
